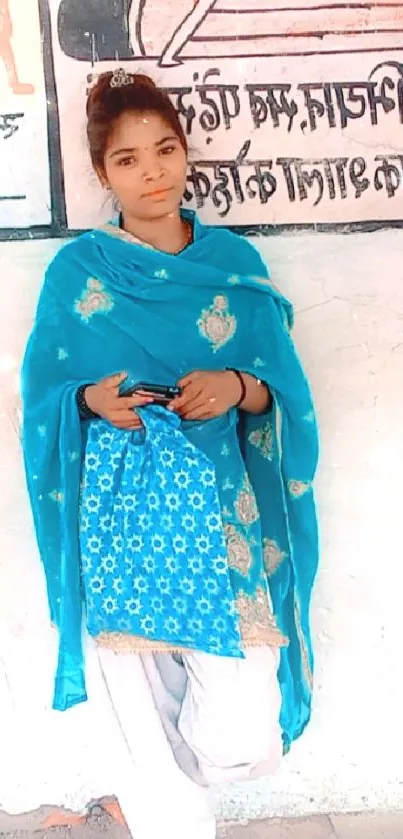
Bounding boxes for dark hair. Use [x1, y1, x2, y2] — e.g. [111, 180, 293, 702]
[86, 69, 188, 173]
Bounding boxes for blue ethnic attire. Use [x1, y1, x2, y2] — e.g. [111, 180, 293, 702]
[21, 211, 319, 751]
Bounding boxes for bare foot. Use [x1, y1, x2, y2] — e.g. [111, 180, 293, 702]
[11, 82, 34, 95]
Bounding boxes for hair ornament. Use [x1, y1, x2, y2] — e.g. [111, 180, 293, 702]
[110, 68, 134, 89]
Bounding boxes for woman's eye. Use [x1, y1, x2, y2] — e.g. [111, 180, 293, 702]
[118, 156, 136, 167]
[160, 145, 175, 156]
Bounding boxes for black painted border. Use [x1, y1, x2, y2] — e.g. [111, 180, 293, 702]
[38, 0, 66, 234]
[0, 0, 402, 244]
[2, 218, 403, 243]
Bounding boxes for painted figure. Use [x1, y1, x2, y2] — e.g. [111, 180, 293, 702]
[58, 0, 403, 64]
[0, 0, 34, 94]
[57, 0, 218, 64]
[160, 0, 217, 66]
[129, 0, 217, 66]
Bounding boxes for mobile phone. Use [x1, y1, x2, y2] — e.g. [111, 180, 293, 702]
[120, 381, 181, 405]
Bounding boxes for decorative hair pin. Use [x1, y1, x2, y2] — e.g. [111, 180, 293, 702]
[110, 68, 134, 88]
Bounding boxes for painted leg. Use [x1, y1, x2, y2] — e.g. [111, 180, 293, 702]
[159, 0, 217, 67]
[1, 39, 34, 94]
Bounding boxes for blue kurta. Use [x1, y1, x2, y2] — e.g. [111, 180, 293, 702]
[21, 211, 319, 750]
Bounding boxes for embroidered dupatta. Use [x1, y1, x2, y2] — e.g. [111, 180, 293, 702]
[21, 211, 319, 749]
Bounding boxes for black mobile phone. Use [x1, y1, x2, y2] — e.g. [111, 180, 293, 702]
[121, 382, 181, 405]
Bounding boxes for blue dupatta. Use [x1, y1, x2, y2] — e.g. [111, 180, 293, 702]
[22, 211, 319, 750]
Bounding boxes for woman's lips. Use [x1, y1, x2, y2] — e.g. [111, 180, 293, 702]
[144, 188, 172, 200]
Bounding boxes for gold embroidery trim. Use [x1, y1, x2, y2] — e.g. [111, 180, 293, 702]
[294, 595, 313, 691]
[96, 633, 191, 655]
[225, 523, 252, 576]
[236, 586, 288, 648]
[99, 223, 154, 250]
[95, 586, 288, 655]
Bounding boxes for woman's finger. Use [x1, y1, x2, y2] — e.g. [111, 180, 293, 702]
[112, 419, 143, 429]
[177, 370, 202, 389]
[180, 395, 212, 417]
[103, 371, 128, 389]
[109, 409, 142, 424]
[115, 395, 153, 410]
[169, 383, 203, 412]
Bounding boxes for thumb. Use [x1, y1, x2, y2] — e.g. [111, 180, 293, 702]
[103, 371, 128, 390]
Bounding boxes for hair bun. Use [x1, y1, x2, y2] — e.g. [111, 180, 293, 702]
[131, 73, 157, 90]
[86, 70, 157, 117]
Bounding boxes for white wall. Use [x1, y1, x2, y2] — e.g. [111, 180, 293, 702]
[0, 231, 402, 818]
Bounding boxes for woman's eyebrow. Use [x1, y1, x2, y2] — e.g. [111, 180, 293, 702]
[109, 136, 178, 158]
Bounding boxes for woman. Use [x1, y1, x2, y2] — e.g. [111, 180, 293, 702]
[22, 69, 319, 839]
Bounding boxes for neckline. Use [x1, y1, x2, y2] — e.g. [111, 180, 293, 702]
[116, 212, 194, 254]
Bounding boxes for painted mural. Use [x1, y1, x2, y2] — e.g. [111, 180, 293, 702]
[0, 0, 403, 236]
[0, 0, 51, 229]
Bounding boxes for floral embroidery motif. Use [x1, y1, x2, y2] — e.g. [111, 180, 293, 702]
[57, 348, 68, 361]
[154, 268, 169, 280]
[197, 295, 236, 352]
[288, 479, 312, 499]
[74, 278, 114, 323]
[263, 538, 287, 576]
[248, 422, 274, 460]
[234, 475, 259, 525]
[294, 596, 313, 690]
[49, 489, 64, 503]
[227, 274, 240, 285]
[225, 524, 252, 576]
[253, 357, 265, 369]
[236, 586, 288, 647]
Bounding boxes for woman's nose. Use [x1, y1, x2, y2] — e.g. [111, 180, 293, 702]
[143, 163, 164, 182]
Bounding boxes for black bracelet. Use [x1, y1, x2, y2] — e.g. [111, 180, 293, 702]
[76, 384, 100, 420]
[226, 368, 247, 408]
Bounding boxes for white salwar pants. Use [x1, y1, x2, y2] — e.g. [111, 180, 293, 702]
[98, 645, 283, 839]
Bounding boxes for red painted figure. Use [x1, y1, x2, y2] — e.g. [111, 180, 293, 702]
[0, 0, 34, 94]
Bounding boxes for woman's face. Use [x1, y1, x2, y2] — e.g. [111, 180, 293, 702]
[101, 110, 188, 221]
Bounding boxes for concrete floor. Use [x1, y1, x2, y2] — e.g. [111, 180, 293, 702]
[2, 810, 403, 839]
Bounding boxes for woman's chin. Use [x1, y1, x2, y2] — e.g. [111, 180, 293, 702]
[146, 199, 182, 220]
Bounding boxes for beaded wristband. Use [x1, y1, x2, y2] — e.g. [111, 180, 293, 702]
[76, 384, 100, 420]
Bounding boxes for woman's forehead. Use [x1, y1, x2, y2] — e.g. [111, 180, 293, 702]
[106, 111, 175, 149]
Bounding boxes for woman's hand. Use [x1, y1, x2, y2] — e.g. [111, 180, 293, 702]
[168, 370, 242, 421]
[84, 372, 154, 430]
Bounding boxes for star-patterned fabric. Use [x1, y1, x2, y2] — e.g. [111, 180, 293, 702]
[80, 408, 242, 657]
